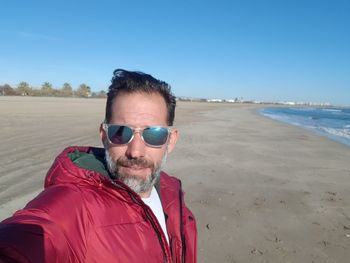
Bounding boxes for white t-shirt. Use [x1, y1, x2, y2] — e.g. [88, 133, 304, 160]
[142, 187, 169, 244]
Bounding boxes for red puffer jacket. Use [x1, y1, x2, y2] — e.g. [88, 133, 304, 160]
[0, 146, 197, 263]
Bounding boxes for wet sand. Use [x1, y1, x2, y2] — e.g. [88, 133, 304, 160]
[1, 96, 350, 262]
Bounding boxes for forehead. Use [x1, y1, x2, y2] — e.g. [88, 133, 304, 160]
[110, 92, 168, 126]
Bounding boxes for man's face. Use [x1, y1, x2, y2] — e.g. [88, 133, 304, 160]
[100, 92, 178, 197]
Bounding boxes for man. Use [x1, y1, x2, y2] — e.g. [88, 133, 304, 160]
[0, 69, 197, 262]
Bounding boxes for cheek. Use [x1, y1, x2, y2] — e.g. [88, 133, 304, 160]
[148, 148, 167, 163]
[108, 146, 127, 160]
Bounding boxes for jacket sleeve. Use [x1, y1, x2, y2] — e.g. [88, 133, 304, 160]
[0, 211, 70, 263]
[183, 205, 197, 263]
[0, 185, 87, 263]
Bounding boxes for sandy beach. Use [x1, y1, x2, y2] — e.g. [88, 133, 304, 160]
[1, 96, 350, 262]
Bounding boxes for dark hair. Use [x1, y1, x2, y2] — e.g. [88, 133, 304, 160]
[105, 69, 176, 126]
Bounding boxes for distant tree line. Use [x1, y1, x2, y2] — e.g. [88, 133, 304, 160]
[0, 82, 107, 98]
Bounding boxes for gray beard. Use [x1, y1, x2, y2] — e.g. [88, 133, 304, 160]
[105, 149, 167, 194]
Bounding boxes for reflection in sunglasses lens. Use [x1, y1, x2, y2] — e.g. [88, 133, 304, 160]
[143, 127, 168, 146]
[108, 125, 133, 144]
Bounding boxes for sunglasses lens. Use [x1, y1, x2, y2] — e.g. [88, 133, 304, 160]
[143, 127, 169, 146]
[107, 125, 133, 144]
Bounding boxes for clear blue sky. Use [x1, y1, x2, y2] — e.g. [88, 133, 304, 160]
[1, 0, 349, 106]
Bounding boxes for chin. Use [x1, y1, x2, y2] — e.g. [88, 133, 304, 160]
[120, 167, 151, 178]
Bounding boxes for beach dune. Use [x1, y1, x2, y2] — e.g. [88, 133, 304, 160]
[1, 97, 350, 262]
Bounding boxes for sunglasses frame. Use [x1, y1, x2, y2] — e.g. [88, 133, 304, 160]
[102, 123, 172, 148]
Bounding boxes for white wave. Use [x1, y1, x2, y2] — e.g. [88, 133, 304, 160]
[293, 107, 316, 111]
[260, 112, 289, 122]
[259, 112, 283, 120]
[322, 108, 342, 113]
[319, 127, 350, 140]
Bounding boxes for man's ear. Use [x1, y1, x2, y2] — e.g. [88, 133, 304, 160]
[100, 124, 109, 149]
[99, 123, 105, 141]
[166, 128, 178, 154]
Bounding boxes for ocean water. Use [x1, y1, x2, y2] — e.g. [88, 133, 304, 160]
[258, 107, 350, 147]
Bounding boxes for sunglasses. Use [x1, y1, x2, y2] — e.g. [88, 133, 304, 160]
[103, 123, 172, 147]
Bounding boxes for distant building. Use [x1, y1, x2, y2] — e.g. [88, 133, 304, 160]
[207, 99, 223, 103]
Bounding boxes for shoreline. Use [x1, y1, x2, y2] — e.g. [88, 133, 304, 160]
[257, 106, 350, 148]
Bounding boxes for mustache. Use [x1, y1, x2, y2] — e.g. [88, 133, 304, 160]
[116, 157, 154, 168]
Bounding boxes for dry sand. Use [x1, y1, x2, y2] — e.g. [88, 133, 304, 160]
[1, 96, 350, 262]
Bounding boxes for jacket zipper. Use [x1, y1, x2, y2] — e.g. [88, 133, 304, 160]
[129, 192, 168, 263]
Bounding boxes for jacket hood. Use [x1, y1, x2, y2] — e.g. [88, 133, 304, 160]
[45, 146, 109, 188]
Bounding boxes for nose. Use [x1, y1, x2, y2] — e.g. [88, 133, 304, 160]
[125, 131, 146, 159]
